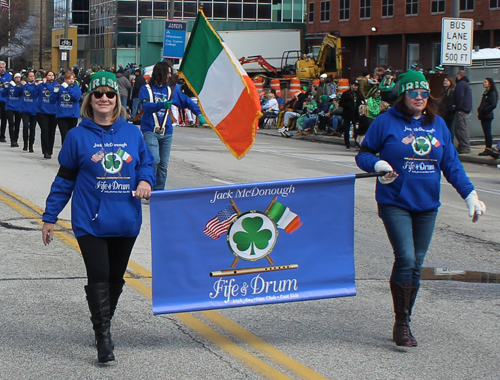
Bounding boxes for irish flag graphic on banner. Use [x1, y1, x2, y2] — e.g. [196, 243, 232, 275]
[268, 202, 302, 234]
[178, 10, 262, 159]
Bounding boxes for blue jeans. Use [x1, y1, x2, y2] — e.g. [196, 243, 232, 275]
[378, 204, 437, 286]
[131, 98, 141, 118]
[143, 131, 172, 191]
[480, 119, 493, 148]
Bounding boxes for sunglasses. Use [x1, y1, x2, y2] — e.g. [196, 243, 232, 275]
[93, 91, 116, 99]
[407, 91, 429, 99]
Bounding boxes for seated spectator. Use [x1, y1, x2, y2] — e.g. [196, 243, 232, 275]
[326, 94, 343, 136]
[258, 92, 279, 129]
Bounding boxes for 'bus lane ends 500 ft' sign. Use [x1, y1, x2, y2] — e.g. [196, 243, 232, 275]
[441, 17, 473, 66]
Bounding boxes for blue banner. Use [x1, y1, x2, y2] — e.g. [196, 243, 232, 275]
[163, 20, 187, 59]
[150, 175, 356, 314]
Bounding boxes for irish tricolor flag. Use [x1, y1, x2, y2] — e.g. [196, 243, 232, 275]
[268, 202, 302, 234]
[178, 11, 262, 159]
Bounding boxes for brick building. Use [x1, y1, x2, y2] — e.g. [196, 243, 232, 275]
[306, 0, 500, 80]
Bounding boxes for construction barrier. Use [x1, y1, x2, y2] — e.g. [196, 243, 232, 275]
[253, 76, 264, 93]
[337, 78, 350, 93]
[270, 79, 281, 97]
[289, 78, 301, 96]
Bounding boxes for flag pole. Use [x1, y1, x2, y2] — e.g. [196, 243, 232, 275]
[7, 0, 10, 69]
[355, 172, 387, 179]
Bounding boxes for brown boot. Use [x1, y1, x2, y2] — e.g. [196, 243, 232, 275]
[390, 282, 414, 347]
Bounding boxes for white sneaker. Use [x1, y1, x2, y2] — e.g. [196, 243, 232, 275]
[278, 127, 288, 137]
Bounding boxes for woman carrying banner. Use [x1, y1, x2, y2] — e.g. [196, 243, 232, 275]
[356, 70, 486, 347]
[42, 72, 155, 363]
[139, 60, 205, 191]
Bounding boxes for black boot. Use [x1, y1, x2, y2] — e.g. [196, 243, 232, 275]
[85, 283, 115, 363]
[407, 284, 420, 346]
[390, 282, 414, 347]
[29, 143, 34, 153]
[23, 140, 28, 151]
[109, 280, 125, 320]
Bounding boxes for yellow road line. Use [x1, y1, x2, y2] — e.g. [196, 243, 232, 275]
[0, 185, 326, 380]
[201, 310, 330, 380]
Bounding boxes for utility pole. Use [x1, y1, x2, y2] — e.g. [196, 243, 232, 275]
[39, 0, 43, 69]
[63, 0, 70, 71]
[450, 0, 460, 75]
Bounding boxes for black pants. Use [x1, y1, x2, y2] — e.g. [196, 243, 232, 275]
[37, 113, 57, 155]
[57, 117, 78, 145]
[0, 102, 7, 140]
[76, 235, 137, 285]
[342, 118, 355, 148]
[21, 113, 37, 146]
[6, 109, 21, 144]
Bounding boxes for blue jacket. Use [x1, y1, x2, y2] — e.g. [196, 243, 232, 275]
[2, 83, 22, 112]
[42, 117, 156, 238]
[49, 84, 81, 118]
[37, 82, 57, 115]
[139, 83, 201, 134]
[20, 82, 39, 115]
[356, 106, 474, 212]
[0, 71, 12, 103]
[451, 77, 472, 114]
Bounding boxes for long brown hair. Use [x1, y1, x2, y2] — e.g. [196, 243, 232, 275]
[395, 94, 438, 125]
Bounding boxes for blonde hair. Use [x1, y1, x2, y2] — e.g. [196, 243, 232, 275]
[379, 101, 390, 112]
[266, 92, 275, 99]
[81, 86, 126, 123]
[359, 104, 368, 116]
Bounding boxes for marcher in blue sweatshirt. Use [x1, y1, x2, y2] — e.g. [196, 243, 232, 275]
[139, 60, 205, 191]
[356, 70, 486, 348]
[49, 71, 81, 144]
[37, 70, 58, 159]
[0, 61, 12, 142]
[20, 71, 39, 152]
[42, 72, 155, 364]
[2, 73, 23, 147]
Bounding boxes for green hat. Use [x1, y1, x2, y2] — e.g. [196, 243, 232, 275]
[397, 70, 429, 97]
[88, 71, 119, 93]
[320, 94, 328, 102]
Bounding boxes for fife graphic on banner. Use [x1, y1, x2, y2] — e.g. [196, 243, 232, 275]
[150, 175, 356, 314]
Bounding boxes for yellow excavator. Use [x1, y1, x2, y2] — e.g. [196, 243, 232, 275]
[294, 34, 342, 80]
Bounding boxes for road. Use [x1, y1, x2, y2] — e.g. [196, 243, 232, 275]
[0, 127, 498, 379]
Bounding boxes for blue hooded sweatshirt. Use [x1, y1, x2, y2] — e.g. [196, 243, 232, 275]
[356, 106, 474, 212]
[139, 83, 201, 134]
[20, 82, 39, 115]
[2, 83, 22, 112]
[42, 117, 156, 238]
[0, 71, 12, 103]
[37, 82, 57, 115]
[49, 84, 81, 118]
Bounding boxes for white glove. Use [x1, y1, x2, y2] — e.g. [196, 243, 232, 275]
[374, 160, 397, 184]
[465, 190, 486, 222]
[3, 82, 9, 88]
[53, 86, 60, 93]
[61, 82, 68, 88]
[9, 81, 15, 87]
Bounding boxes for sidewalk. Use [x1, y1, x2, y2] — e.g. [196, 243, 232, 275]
[258, 126, 500, 167]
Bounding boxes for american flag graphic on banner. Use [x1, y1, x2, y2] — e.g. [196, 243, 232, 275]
[203, 205, 237, 239]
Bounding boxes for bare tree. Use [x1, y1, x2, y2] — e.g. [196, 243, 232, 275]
[0, 0, 32, 58]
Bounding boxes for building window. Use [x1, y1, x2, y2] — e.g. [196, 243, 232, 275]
[360, 0, 371, 19]
[407, 43, 419, 69]
[406, 0, 418, 15]
[382, 0, 394, 17]
[339, 0, 349, 20]
[309, 2, 314, 23]
[377, 45, 388, 65]
[320, 1, 330, 22]
[491, 0, 500, 8]
[460, 0, 474, 10]
[431, 0, 445, 13]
